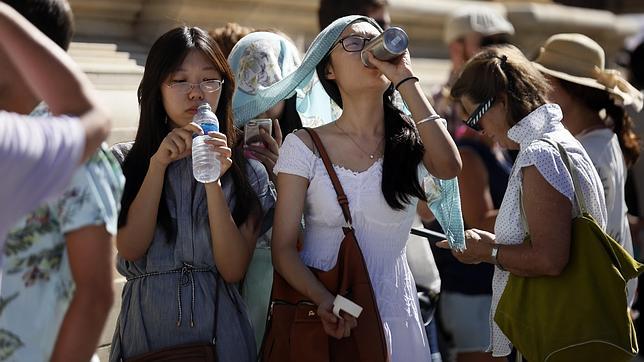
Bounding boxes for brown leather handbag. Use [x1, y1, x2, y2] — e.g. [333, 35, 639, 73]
[124, 271, 220, 362]
[260, 128, 388, 362]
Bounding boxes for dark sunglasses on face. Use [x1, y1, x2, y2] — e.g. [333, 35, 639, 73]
[333, 35, 373, 53]
[463, 97, 495, 132]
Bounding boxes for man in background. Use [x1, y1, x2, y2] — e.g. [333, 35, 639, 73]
[318, 0, 390, 30]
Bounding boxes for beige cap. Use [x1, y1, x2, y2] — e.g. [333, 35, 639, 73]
[533, 33, 643, 111]
[444, 6, 515, 45]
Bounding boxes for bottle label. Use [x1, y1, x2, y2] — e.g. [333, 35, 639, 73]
[200, 122, 219, 135]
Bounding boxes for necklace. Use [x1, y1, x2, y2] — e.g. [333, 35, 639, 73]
[334, 122, 384, 159]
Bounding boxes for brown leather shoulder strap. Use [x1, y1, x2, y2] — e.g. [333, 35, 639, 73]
[303, 128, 353, 226]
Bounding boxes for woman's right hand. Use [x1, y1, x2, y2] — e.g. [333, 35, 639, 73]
[151, 122, 203, 166]
[244, 118, 283, 181]
[317, 294, 358, 339]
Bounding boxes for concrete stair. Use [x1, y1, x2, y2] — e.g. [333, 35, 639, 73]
[68, 38, 146, 145]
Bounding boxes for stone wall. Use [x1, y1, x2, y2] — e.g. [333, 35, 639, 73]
[69, 0, 641, 59]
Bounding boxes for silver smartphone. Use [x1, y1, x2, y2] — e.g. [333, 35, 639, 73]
[244, 118, 273, 148]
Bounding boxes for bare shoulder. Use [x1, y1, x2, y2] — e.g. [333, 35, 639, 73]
[293, 123, 334, 151]
[293, 128, 315, 151]
[522, 165, 568, 203]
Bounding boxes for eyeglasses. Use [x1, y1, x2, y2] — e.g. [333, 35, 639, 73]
[463, 97, 495, 132]
[332, 35, 373, 53]
[166, 79, 224, 94]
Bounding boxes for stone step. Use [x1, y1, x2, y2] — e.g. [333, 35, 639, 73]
[68, 40, 145, 93]
[69, 49, 132, 60]
[69, 42, 119, 52]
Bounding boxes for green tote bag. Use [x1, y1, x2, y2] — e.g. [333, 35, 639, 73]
[494, 140, 644, 362]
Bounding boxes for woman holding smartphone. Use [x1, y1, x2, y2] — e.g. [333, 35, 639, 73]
[228, 30, 335, 348]
[229, 31, 337, 181]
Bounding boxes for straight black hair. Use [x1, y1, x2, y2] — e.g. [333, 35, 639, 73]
[280, 95, 303, 136]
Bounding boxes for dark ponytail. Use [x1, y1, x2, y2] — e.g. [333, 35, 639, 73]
[557, 79, 641, 167]
[315, 58, 426, 210]
[604, 101, 640, 167]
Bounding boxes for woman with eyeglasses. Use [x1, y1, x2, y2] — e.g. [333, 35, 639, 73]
[436, 44, 608, 358]
[266, 16, 461, 361]
[109, 27, 274, 361]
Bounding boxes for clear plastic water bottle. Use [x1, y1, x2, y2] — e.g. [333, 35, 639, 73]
[192, 103, 221, 183]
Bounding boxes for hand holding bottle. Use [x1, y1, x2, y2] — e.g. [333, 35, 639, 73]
[152, 123, 203, 167]
[203, 131, 233, 179]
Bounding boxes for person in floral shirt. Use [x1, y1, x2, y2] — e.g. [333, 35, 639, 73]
[0, 140, 123, 362]
[0, 1, 124, 361]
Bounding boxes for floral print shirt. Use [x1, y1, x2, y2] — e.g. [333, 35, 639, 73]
[0, 104, 124, 362]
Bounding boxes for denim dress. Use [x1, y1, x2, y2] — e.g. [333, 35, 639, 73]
[109, 143, 274, 362]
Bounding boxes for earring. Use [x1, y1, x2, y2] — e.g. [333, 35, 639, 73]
[164, 115, 168, 124]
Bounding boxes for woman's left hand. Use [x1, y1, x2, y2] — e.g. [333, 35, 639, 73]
[436, 228, 496, 264]
[204, 131, 233, 180]
[364, 50, 414, 86]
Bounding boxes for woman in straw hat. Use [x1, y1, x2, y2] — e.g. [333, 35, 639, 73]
[436, 44, 609, 358]
[533, 33, 642, 306]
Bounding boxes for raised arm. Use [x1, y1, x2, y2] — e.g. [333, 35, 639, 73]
[202, 132, 264, 283]
[0, 3, 109, 163]
[458, 147, 498, 232]
[365, 52, 461, 179]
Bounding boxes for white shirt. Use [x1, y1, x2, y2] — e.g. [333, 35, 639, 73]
[0, 110, 84, 248]
[274, 133, 432, 362]
[577, 128, 637, 306]
[490, 104, 607, 356]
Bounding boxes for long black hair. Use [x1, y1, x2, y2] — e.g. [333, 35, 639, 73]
[279, 95, 303, 136]
[118, 26, 260, 235]
[315, 42, 426, 210]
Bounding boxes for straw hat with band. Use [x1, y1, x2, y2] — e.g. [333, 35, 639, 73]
[533, 33, 643, 112]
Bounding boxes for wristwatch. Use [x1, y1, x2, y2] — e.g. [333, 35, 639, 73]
[491, 244, 506, 271]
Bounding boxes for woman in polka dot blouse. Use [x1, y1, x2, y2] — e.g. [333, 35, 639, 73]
[436, 44, 608, 358]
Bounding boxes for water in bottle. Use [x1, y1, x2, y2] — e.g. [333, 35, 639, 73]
[192, 103, 221, 183]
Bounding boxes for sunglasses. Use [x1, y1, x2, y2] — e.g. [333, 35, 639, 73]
[463, 97, 495, 132]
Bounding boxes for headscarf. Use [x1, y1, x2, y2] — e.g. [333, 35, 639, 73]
[229, 31, 336, 127]
[245, 15, 465, 250]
